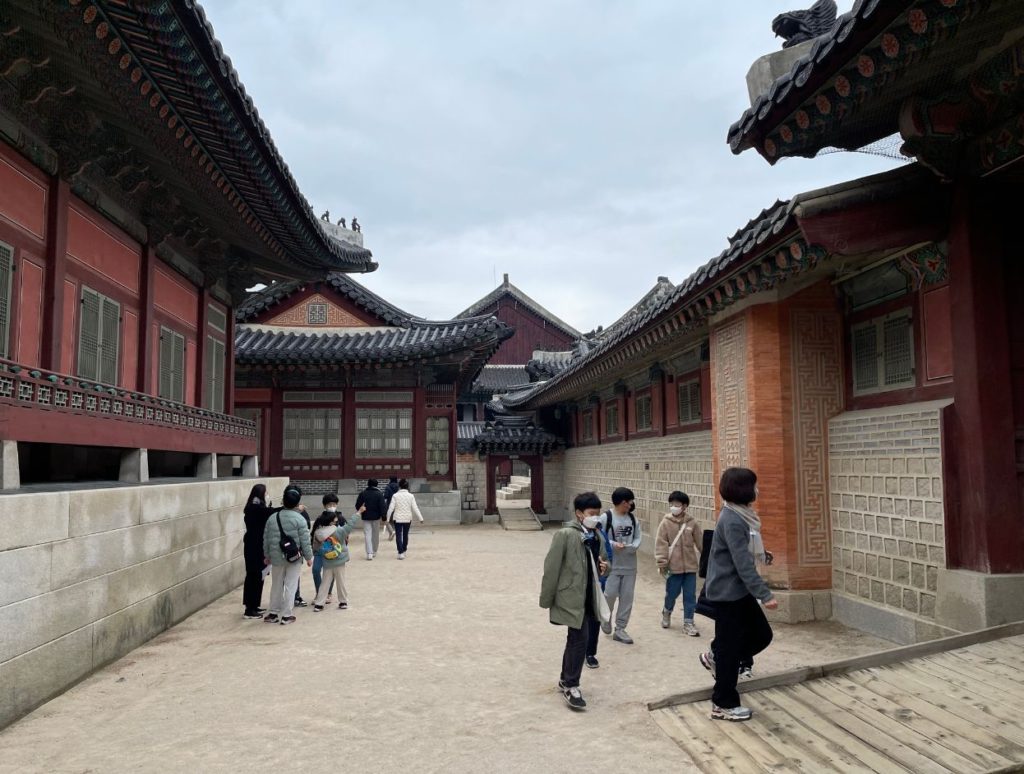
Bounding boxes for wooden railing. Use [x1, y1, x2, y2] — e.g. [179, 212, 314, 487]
[0, 358, 255, 454]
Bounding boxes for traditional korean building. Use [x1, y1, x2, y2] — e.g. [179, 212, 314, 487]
[0, 0, 372, 728]
[497, 0, 1024, 644]
[233, 271, 511, 519]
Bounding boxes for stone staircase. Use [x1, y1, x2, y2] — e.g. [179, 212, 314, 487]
[496, 475, 531, 501]
[497, 503, 542, 531]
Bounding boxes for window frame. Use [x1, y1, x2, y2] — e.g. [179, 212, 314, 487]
[604, 401, 619, 438]
[0, 240, 13, 360]
[581, 409, 594, 441]
[851, 308, 916, 397]
[282, 406, 343, 460]
[204, 334, 226, 413]
[634, 392, 653, 432]
[676, 377, 702, 426]
[77, 285, 121, 385]
[158, 325, 186, 404]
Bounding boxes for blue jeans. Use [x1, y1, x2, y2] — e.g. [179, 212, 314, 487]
[312, 554, 335, 596]
[665, 572, 697, 621]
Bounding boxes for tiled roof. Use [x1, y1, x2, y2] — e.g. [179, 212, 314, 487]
[470, 366, 532, 395]
[91, 1, 375, 272]
[236, 273, 418, 324]
[469, 418, 561, 455]
[727, 0, 911, 156]
[602, 276, 677, 337]
[455, 277, 581, 339]
[235, 317, 512, 366]
[525, 350, 574, 381]
[502, 199, 799, 408]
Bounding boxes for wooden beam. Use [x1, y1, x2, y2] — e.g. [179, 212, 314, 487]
[41, 177, 69, 371]
[646, 620, 1024, 711]
[136, 245, 155, 394]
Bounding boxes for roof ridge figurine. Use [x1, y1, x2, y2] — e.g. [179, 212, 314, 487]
[772, 0, 838, 49]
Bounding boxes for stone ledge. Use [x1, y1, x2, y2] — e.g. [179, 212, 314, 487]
[832, 591, 958, 645]
[935, 568, 1024, 632]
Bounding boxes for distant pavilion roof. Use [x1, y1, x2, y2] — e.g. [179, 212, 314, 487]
[457, 417, 560, 456]
[236, 273, 416, 325]
[455, 275, 581, 339]
[469, 365, 532, 396]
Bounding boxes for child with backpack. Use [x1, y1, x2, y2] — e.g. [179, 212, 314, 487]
[600, 487, 642, 644]
[311, 504, 366, 611]
[655, 491, 703, 636]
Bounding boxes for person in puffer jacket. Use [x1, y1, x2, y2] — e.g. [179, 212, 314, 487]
[262, 486, 313, 625]
[311, 505, 365, 611]
[655, 491, 703, 636]
[385, 478, 423, 559]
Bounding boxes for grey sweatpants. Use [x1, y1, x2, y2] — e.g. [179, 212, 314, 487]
[363, 520, 381, 557]
[605, 572, 636, 632]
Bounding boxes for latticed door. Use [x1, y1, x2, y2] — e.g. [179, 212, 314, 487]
[426, 416, 450, 475]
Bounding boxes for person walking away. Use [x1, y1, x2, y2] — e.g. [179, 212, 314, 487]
[383, 476, 399, 541]
[262, 485, 313, 625]
[355, 479, 387, 559]
[539, 492, 610, 711]
[311, 505, 365, 610]
[242, 484, 275, 619]
[601, 487, 641, 644]
[700, 467, 777, 721]
[385, 478, 424, 559]
[312, 493, 345, 603]
[655, 491, 703, 636]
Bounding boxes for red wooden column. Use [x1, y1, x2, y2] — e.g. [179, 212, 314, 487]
[529, 454, 545, 514]
[650, 364, 666, 436]
[195, 289, 210, 406]
[946, 184, 1022, 573]
[41, 178, 69, 372]
[616, 385, 629, 442]
[447, 404, 457, 485]
[412, 386, 426, 477]
[136, 246, 156, 394]
[342, 385, 356, 479]
[268, 382, 283, 477]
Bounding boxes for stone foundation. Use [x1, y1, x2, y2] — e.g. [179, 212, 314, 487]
[0, 476, 287, 730]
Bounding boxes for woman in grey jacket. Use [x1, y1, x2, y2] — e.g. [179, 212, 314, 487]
[700, 467, 778, 721]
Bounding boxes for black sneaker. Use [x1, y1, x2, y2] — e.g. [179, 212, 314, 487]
[280, 616, 297, 625]
[263, 613, 279, 623]
[243, 610, 263, 619]
[585, 656, 599, 669]
[562, 685, 587, 711]
[293, 598, 308, 608]
[338, 602, 348, 610]
[313, 605, 324, 612]
[256, 608, 266, 614]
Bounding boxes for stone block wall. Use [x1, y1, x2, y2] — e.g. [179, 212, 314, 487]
[542, 450, 568, 522]
[829, 401, 948, 622]
[0, 476, 287, 730]
[563, 431, 714, 556]
[456, 453, 485, 523]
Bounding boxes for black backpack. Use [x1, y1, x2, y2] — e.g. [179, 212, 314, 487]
[603, 509, 637, 541]
[277, 512, 301, 563]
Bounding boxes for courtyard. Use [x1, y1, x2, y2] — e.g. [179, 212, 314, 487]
[0, 524, 887, 774]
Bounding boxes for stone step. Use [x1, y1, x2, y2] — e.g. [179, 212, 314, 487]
[510, 475, 532, 486]
[498, 506, 542, 531]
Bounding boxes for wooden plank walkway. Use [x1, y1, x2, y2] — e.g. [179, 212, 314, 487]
[649, 622, 1024, 774]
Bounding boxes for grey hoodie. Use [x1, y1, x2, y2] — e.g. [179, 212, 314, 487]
[704, 506, 774, 603]
[603, 509, 641, 575]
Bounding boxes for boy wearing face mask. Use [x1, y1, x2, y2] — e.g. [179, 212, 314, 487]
[655, 491, 703, 636]
[601, 487, 642, 644]
[539, 492, 610, 711]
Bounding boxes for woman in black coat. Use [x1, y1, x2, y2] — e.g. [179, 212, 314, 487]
[242, 484, 275, 618]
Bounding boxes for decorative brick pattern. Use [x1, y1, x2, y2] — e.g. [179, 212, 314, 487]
[828, 402, 948, 620]
[562, 432, 714, 556]
[712, 319, 748, 468]
[792, 309, 844, 565]
[266, 294, 369, 327]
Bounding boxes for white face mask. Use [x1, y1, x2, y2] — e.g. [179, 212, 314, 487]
[669, 506, 683, 516]
[326, 506, 337, 512]
[581, 515, 601, 529]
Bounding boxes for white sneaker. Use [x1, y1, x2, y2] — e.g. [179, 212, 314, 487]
[398, 553, 405, 560]
[683, 621, 700, 637]
[711, 704, 752, 722]
[367, 554, 374, 561]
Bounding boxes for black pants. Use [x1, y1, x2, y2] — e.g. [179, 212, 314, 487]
[585, 614, 600, 658]
[242, 551, 265, 612]
[560, 613, 594, 688]
[395, 522, 411, 554]
[711, 595, 773, 708]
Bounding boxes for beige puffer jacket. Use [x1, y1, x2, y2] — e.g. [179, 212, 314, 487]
[654, 513, 702, 574]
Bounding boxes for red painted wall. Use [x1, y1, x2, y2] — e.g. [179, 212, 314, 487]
[16, 257, 44, 367]
[60, 278, 77, 374]
[154, 266, 199, 330]
[476, 297, 576, 365]
[0, 153, 46, 240]
[66, 205, 140, 295]
[121, 309, 138, 391]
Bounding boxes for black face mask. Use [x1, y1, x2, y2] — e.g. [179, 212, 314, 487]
[629, 502, 636, 514]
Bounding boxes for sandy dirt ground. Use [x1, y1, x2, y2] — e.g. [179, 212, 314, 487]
[0, 524, 888, 774]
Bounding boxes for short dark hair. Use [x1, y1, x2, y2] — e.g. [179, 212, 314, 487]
[282, 486, 302, 508]
[367, 478, 378, 488]
[322, 493, 339, 506]
[668, 491, 690, 505]
[611, 487, 635, 506]
[398, 478, 410, 490]
[719, 467, 757, 505]
[389, 476, 398, 483]
[574, 491, 602, 512]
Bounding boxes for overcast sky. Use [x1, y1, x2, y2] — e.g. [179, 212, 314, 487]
[204, 1, 899, 332]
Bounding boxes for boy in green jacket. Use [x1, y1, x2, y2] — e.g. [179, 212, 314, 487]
[539, 492, 609, 711]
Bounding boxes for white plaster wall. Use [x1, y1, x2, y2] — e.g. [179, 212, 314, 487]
[0, 476, 288, 729]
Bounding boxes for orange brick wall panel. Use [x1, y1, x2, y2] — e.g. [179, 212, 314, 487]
[266, 294, 372, 328]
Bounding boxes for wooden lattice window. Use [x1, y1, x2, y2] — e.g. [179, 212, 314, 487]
[283, 408, 341, 459]
[356, 407, 412, 458]
[0, 241, 12, 359]
[205, 335, 226, 413]
[852, 310, 915, 395]
[677, 378, 701, 425]
[207, 304, 227, 333]
[582, 410, 594, 441]
[635, 393, 652, 431]
[605, 402, 619, 437]
[78, 286, 120, 385]
[426, 416, 450, 475]
[158, 326, 186, 403]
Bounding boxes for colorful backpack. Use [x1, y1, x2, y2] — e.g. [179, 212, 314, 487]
[320, 534, 345, 561]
